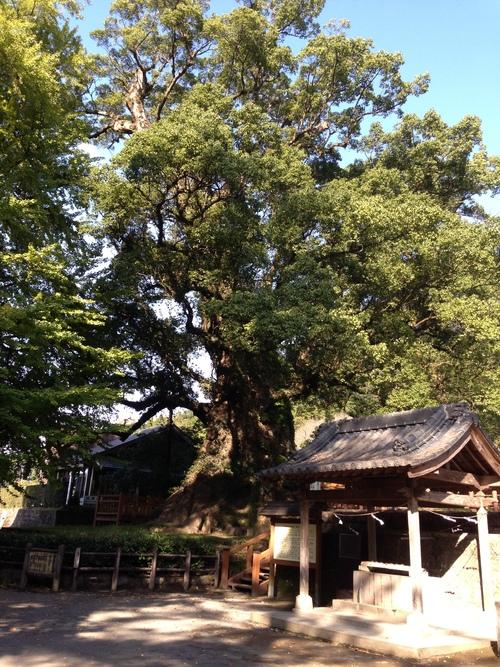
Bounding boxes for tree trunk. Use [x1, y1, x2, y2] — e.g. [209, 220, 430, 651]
[158, 352, 294, 531]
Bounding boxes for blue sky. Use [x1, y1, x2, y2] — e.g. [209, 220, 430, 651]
[77, 0, 500, 211]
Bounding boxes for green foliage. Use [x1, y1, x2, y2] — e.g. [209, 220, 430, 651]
[84, 0, 500, 486]
[0, 2, 129, 486]
[173, 410, 206, 448]
[0, 525, 231, 554]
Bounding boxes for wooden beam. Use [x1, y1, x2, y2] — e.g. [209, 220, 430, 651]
[478, 475, 500, 490]
[460, 444, 490, 475]
[306, 487, 407, 506]
[477, 505, 494, 611]
[418, 469, 481, 490]
[470, 427, 500, 476]
[407, 495, 424, 616]
[267, 524, 276, 599]
[299, 497, 309, 597]
[367, 511, 377, 561]
[417, 490, 495, 508]
[295, 495, 313, 611]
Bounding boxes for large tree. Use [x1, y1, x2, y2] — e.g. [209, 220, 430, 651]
[0, 0, 128, 486]
[87, 0, 499, 524]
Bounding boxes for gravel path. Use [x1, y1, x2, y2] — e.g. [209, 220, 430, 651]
[0, 589, 497, 667]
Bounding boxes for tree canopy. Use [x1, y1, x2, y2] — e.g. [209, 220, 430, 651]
[0, 0, 128, 485]
[1, 0, 499, 511]
[84, 0, 499, 513]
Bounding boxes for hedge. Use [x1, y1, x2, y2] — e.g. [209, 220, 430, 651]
[0, 525, 234, 555]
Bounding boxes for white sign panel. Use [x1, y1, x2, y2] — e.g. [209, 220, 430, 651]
[273, 523, 317, 564]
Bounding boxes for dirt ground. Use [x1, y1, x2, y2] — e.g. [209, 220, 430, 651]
[0, 589, 499, 667]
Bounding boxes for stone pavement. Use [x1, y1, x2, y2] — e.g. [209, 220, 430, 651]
[0, 589, 498, 667]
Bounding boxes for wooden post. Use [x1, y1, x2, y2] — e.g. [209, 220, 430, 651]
[220, 547, 230, 589]
[20, 543, 32, 589]
[111, 547, 121, 592]
[183, 550, 192, 592]
[251, 552, 260, 597]
[407, 494, 424, 619]
[477, 504, 494, 611]
[314, 515, 322, 607]
[246, 544, 254, 572]
[367, 510, 377, 561]
[495, 600, 500, 656]
[93, 494, 99, 527]
[148, 547, 158, 591]
[267, 523, 276, 599]
[52, 545, 65, 592]
[71, 547, 81, 591]
[295, 494, 313, 612]
[116, 493, 123, 525]
[213, 549, 221, 589]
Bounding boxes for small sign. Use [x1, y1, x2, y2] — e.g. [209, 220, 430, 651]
[27, 550, 56, 576]
[274, 523, 317, 563]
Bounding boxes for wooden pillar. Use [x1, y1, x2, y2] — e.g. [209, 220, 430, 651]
[72, 547, 81, 592]
[213, 550, 221, 589]
[267, 523, 276, 599]
[148, 547, 158, 591]
[183, 550, 192, 592]
[52, 545, 64, 592]
[220, 547, 230, 589]
[367, 510, 377, 561]
[111, 547, 121, 592]
[295, 494, 313, 612]
[477, 504, 494, 611]
[495, 601, 500, 654]
[407, 494, 424, 619]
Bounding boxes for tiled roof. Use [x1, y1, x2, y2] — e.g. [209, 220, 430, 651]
[260, 403, 495, 480]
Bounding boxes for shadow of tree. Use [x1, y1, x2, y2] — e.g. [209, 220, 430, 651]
[0, 590, 497, 667]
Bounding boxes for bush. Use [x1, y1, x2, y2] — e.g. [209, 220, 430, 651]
[0, 525, 233, 555]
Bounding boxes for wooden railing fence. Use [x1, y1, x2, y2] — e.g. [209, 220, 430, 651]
[0, 534, 271, 596]
[0, 544, 217, 593]
[93, 494, 163, 526]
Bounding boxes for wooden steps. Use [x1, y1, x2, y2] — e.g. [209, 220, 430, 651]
[219, 531, 272, 597]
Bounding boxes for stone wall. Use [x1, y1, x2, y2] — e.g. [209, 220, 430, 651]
[0, 508, 57, 528]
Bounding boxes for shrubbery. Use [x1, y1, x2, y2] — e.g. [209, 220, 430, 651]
[0, 525, 232, 555]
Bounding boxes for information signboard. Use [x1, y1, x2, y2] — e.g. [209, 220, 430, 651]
[273, 523, 317, 564]
[27, 550, 56, 576]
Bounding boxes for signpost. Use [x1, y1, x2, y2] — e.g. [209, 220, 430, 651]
[20, 544, 64, 591]
[273, 523, 317, 564]
[270, 518, 322, 605]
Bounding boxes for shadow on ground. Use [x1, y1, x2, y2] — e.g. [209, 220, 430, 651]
[0, 589, 498, 667]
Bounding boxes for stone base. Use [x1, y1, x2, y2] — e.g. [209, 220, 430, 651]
[251, 607, 489, 661]
[294, 593, 313, 613]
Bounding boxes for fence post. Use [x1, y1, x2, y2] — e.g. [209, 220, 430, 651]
[93, 495, 99, 527]
[251, 552, 260, 597]
[220, 547, 230, 589]
[149, 547, 158, 591]
[20, 543, 32, 589]
[52, 545, 65, 592]
[116, 494, 123, 525]
[111, 547, 121, 592]
[495, 600, 500, 656]
[246, 544, 254, 571]
[72, 547, 81, 591]
[213, 550, 221, 588]
[183, 550, 192, 592]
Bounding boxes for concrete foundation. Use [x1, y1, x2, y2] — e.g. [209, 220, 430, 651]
[250, 602, 490, 661]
